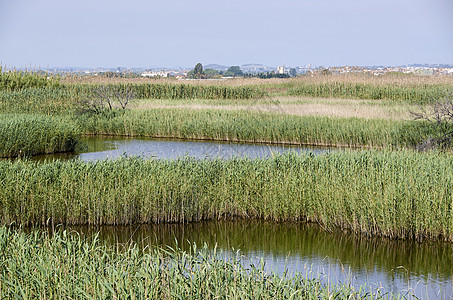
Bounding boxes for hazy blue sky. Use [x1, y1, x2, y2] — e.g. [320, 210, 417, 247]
[1, 0, 452, 68]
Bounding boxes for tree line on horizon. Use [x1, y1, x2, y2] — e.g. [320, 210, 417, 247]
[187, 63, 295, 79]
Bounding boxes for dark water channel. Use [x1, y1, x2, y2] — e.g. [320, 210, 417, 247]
[63, 221, 452, 299]
[24, 137, 453, 298]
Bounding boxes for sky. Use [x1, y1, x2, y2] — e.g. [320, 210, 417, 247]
[0, 0, 452, 68]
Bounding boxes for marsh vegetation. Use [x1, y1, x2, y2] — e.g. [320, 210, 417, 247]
[1, 70, 453, 298]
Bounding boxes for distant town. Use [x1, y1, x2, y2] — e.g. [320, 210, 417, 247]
[38, 63, 453, 78]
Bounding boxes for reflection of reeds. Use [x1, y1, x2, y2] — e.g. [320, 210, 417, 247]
[0, 227, 395, 299]
[2, 151, 452, 241]
[64, 220, 453, 280]
[0, 114, 79, 157]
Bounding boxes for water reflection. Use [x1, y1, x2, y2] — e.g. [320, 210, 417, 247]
[59, 220, 453, 299]
[30, 136, 331, 161]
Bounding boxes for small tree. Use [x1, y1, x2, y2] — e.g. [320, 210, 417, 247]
[289, 68, 297, 77]
[76, 85, 135, 114]
[410, 96, 453, 151]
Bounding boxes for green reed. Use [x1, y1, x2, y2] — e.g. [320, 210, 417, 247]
[0, 87, 77, 115]
[0, 83, 265, 115]
[287, 82, 453, 103]
[1, 151, 452, 241]
[0, 227, 399, 299]
[64, 83, 266, 100]
[0, 67, 60, 91]
[0, 114, 80, 157]
[115, 82, 266, 99]
[76, 108, 432, 148]
[1, 81, 451, 119]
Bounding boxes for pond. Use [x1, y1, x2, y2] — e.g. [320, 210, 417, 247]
[60, 220, 452, 299]
[31, 136, 332, 161]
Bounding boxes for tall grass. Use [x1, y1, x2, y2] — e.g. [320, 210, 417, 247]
[287, 82, 453, 103]
[0, 227, 393, 299]
[65, 83, 266, 100]
[0, 67, 60, 91]
[113, 83, 266, 99]
[0, 114, 79, 157]
[1, 151, 452, 241]
[0, 88, 76, 115]
[76, 108, 433, 148]
[0, 83, 266, 115]
[1, 79, 451, 118]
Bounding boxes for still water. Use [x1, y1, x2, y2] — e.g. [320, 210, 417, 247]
[32, 136, 331, 161]
[63, 220, 453, 299]
[28, 137, 453, 298]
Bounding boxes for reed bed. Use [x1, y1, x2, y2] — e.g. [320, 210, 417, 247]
[0, 227, 394, 299]
[0, 88, 76, 115]
[0, 67, 60, 91]
[64, 79, 452, 103]
[1, 151, 452, 241]
[287, 82, 452, 103]
[62, 72, 453, 87]
[64, 83, 266, 100]
[76, 108, 432, 148]
[0, 83, 265, 115]
[1, 77, 451, 118]
[287, 73, 453, 88]
[0, 114, 79, 157]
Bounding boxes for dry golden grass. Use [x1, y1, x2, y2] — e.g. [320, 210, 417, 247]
[60, 76, 277, 86]
[61, 73, 453, 87]
[61, 73, 450, 120]
[134, 96, 414, 120]
[288, 73, 453, 87]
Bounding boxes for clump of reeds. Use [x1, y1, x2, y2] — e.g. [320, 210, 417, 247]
[0, 114, 79, 157]
[0, 151, 452, 241]
[75, 83, 267, 100]
[75, 108, 432, 148]
[0, 67, 60, 91]
[0, 227, 395, 299]
[287, 82, 453, 103]
[0, 83, 266, 115]
[0, 87, 76, 115]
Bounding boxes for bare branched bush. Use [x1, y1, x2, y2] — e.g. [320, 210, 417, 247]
[410, 96, 453, 151]
[76, 85, 135, 114]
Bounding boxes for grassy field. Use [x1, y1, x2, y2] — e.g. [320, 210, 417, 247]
[0, 227, 401, 299]
[134, 96, 416, 120]
[1, 151, 452, 241]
